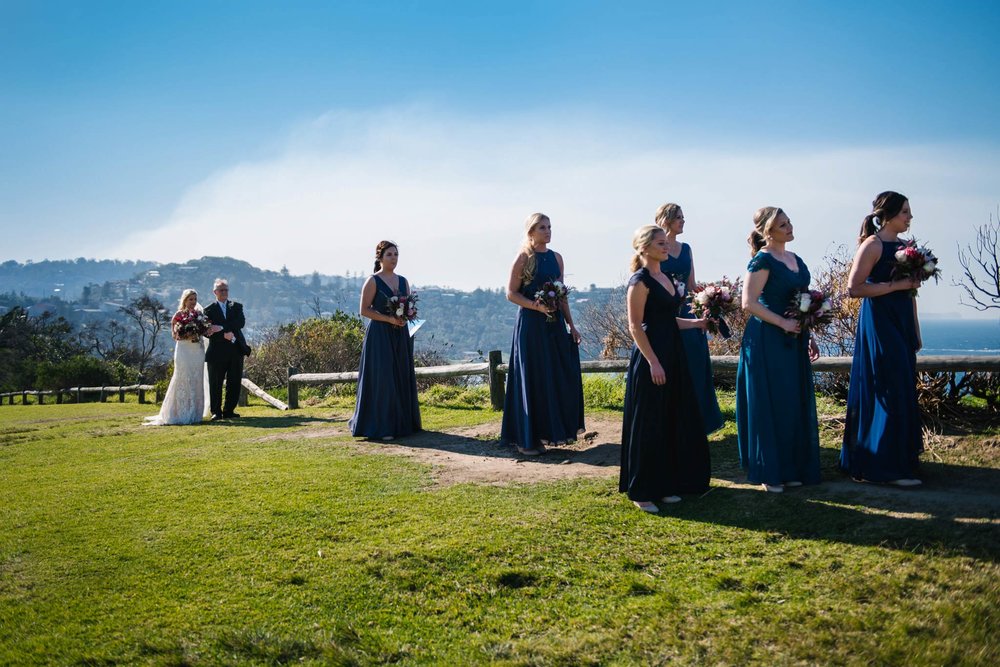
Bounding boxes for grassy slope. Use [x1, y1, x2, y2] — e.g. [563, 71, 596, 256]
[1, 396, 998, 666]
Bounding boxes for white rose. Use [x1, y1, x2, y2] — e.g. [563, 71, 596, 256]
[705, 285, 717, 297]
[923, 261, 936, 272]
[695, 293, 709, 305]
[798, 293, 811, 312]
[895, 250, 907, 262]
[396, 307, 404, 317]
[720, 287, 731, 299]
[821, 299, 832, 312]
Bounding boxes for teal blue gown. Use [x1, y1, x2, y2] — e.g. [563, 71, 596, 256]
[736, 251, 821, 486]
[661, 243, 724, 434]
[840, 239, 922, 481]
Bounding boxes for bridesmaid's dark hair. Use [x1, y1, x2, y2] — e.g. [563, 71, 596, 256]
[748, 206, 784, 256]
[373, 240, 398, 273]
[858, 191, 908, 244]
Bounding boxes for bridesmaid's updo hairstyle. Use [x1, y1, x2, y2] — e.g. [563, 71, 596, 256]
[858, 191, 908, 244]
[177, 289, 198, 312]
[654, 202, 682, 229]
[520, 212, 550, 286]
[373, 240, 398, 273]
[630, 225, 665, 273]
[748, 206, 784, 256]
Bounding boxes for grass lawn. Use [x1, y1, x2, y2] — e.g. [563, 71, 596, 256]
[1, 393, 998, 666]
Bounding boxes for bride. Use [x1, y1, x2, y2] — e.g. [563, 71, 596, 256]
[145, 289, 222, 426]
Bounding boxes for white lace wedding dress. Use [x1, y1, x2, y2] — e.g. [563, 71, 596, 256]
[144, 337, 210, 426]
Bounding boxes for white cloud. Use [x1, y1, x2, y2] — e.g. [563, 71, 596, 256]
[103, 106, 1000, 315]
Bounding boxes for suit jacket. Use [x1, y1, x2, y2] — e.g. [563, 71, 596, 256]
[204, 301, 249, 364]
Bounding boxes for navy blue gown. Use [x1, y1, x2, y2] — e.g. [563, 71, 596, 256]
[661, 243, 724, 434]
[501, 250, 585, 449]
[841, 239, 922, 481]
[620, 269, 711, 500]
[349, 275, 421, 439]
[736, 251, 821, 486]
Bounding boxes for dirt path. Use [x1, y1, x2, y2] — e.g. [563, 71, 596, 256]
[257, 413, 1000, 522]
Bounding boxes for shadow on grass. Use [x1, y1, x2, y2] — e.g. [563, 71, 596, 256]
[359, 429, 622, 468]
[671, 433, 1000, 561]
[203, 414, 341, 429]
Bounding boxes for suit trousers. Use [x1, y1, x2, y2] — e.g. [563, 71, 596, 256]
[207, 352, 244, 415]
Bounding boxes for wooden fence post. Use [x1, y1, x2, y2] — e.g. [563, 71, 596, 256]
[118, 387, 126, 402]
[56, 390, 63, 405]
[76, 387, 82, 403]
[21, 391, 29, 405]
[239, 371, 249, 407]
[287, 366, 299, 410]
[488, 350, 505, 411]
[99, 387, 108, 403]
[37, 392, 44, 405]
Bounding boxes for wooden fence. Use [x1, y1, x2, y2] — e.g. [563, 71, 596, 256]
[285, 351, 1000, 410]
[1, 377, 288, 410]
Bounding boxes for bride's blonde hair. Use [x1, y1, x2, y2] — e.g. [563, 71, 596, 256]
[177, 289, 200, 312]
[519, 212, 550, 285]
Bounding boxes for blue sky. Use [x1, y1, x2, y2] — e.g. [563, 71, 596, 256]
[2, 1, 999, 315]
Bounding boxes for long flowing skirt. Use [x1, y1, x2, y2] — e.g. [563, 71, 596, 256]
[145, 339, 209, 426]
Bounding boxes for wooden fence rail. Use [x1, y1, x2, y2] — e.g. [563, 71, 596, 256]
[1, 377, 287, 410]
[285, 352, 1000, 410]
[0, 384, 158, 406]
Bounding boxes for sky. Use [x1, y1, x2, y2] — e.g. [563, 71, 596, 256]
[2, 0, 1000, 317]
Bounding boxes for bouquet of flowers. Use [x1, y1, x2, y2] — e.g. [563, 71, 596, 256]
[387, 292, 420, 322]
[534, 280, 572, 323]
[891, 239, 941, 296]
[785, 288, 836, 335]
[689, 278, 740, 336]
[173, 309, 210, 341]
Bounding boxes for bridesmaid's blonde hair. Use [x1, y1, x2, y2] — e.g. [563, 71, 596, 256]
[654, 203, 682, 228]
[630, 225, 664, 273]
[748, 206, 784, 255]
[177, 289, 198, 312]
[519, 212, 550, 285]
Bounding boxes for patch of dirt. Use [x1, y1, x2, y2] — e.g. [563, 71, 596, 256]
[258, 414, 623, 487]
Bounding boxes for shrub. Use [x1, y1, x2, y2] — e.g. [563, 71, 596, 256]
[246, 311, 365, 387]
[582, 374, 626, 410]
[34, 355, 114, 390]
[421, 384, 490, 409]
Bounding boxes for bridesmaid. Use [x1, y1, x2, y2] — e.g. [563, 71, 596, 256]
[736, 207, 821, 492]
[841, 191, 924, 486]
[620, 225, 712, 512]
[501, 213, 585, 456]
[656, 202, 724, 434]
[349, 240, 421, 440]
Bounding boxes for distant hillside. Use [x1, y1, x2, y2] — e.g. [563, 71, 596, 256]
[0, 257, 618, 360]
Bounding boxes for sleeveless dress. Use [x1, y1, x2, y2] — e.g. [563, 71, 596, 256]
[145, 336, 210, 426]
[349, 275, 422, 439]
[840, 239, 922, 481]
[501, 250, 585, 449]
[736, 251, 821, 486]
[620, 268, 711, 500]
[661, 243, 724, 434]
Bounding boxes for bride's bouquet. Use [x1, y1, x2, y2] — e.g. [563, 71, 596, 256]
[173, 310, 211, 341]
[534, 280, 572, 323]
[891, 239, 941, 296]
[387, 292, 420, 322]
[785, 288, 836, 336]
[689, 278, 740, 337]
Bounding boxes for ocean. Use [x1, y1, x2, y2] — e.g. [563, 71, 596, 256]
[918, 318, 1000, 356]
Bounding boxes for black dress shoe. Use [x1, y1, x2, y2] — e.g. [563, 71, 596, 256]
[210, 414, 224, 421]
[223, 412, 240, 419]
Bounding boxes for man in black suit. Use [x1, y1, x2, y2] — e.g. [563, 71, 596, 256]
[203, 278, 249, 420]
